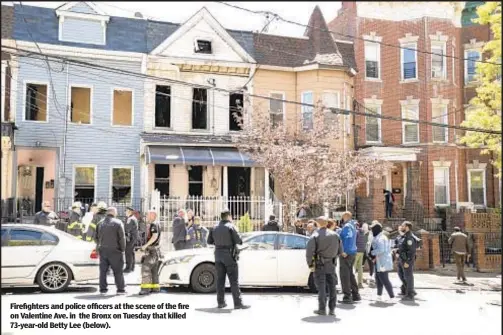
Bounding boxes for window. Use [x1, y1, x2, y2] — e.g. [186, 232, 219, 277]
[70, 86, 91, 124]
[322, 91, 340, 129]
[452, 46, 456, 84]
[345, 96, 351, 135]
[468, 169, 486, 206]
[246, 233, 276, 250]
[194, 39, 212, 54]
[112, 89, 133, 126]
[111, 167, 132, 203]
[155, 85, 171, 128]
[188, 166, 203, 196]
[41, 232, 59, 246]
[301, 92, 313, 130]
[431, 43, 446, 79]
[192, 88, 208, 130]
[154, 164, 170, 197]
[74, 166, 95, 202]
[401, 43, 417, 80]
[434, 167, 450, 206]
[402, 105, 419, 143]
[432, 105, 448, 142]
[269, 93, 284, 128]
[7, 229, 43, 247]
[465, 50, 480, 83]
[365, 105, 381, 143]
[59, 17, 106, 45]
[229, 93, 243, 131]
[278, 234, 308, 250]
[365, 42, 380, 79]
[25, 83, 48, 121]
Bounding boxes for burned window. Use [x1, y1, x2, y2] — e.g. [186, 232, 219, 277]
[112, 167, 132, 203]
[155, 85, 171, 128]
[188, 166, 203, 196]
[112, 89, 133, 126]
[70, 86, 91, 124]
[229, 93, 243, 131]
[192, 88, 208, 130]
[195, 40, 212, 54]
[154, 164, 170, 197]
[25, 83, 48, 121]
[74, 166, 95, 202]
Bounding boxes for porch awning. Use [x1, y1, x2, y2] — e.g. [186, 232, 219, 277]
[359, 146, 421, 162]
[146, 146, 254, 167]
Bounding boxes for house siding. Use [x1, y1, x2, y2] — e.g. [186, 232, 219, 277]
[68, 2, 98, 15]
[61, 17, 105, 45]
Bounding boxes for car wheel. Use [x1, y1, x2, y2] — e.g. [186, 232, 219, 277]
[36, 263, 72, 293]
[190, 263, 217, 293]
[308, 273, 317, 293]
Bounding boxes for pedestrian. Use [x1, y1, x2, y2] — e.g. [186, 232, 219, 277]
[207, 209, 250, 309]
[397, 221, 417, 300]
[338, 211, 361, 303]
[363, 222, 375, 285]
[187, 216, 208, 248]
[354, 222, 367, 288]
[294, 219, 306, 235]
[67, 202, 84, 239]
[383, 189, 394, 219]
[124, 206, 139, 273]
[139, 210, 162, 295]
[95, 207, 126, 295]
[369, 221, 395, 302]
[327, 219, 336, 231]
[172, 209, 188, 250]
[448, 227, 471, 283]
[262, 214, 280, 232]
[187, 209, 194, 227]
[306, 220, 316, 237]
[33, 201, 59, 227]
[306, 217, 342, 316]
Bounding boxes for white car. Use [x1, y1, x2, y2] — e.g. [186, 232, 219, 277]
[159, 232, 317, 293]
[1, 224, 99, 293]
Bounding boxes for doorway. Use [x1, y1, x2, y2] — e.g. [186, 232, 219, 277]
[227, 167, 250, 218]
[35, 167, 44, 213]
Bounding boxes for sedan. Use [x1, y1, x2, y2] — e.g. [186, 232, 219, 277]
[158, 232, 317, 293]
[1, 224, 99, 293]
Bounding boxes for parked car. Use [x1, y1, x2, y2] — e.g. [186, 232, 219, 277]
[1, 224, 99, 293]
[158, 231, 317, 293]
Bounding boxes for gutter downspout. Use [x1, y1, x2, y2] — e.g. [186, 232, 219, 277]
[60, 61, 70, 202]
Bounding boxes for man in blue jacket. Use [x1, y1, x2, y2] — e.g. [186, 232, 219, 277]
[339, 211, 361, 303]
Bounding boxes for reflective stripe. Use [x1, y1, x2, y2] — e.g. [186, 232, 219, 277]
[140, 283, 160, 289]
[86, 236, 93, 241]
[76, 236, 83, 239]
[89, 223, 96, 229]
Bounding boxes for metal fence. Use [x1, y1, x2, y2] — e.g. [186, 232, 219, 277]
[485, 232, 502, 255]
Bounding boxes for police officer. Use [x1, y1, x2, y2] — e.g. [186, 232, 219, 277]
[398, 221, 417, 300]
[139, 210, 162, 295]
[67, 202, 84, 239]
[33, 201, 59, 227]
[95, 207, 126, 295]
[306, 217, 343, 316]
[207, 209, 250, 309]
[124, 206, 139, 273]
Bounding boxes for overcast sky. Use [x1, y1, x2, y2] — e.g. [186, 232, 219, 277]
[2, 2, 342, 37]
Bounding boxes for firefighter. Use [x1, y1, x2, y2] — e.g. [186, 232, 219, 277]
[187, 216, 208, 248]
[139, 210, 162, 295]
[67, 202, 84, 239]
[82, 203, 103, 242]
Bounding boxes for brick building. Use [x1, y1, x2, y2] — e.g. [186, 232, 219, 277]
[328, 1, 500, 225]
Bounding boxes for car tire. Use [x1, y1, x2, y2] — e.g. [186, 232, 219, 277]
[190, 263, 217, 293]
[308, 273, 317, 293]
[36, 262, 72, 293]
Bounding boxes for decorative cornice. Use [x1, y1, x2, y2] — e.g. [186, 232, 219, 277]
[399, 96, 420, 106]
[399, 33, 419, 44]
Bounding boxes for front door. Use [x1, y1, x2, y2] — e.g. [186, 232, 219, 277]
[227, 167, 250, 218]
[35, 167, 44, 213]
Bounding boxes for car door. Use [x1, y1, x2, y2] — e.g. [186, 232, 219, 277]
[276, 234, 310, 286]
[238, 233, 278, 286]
[1, 228, 54, 280]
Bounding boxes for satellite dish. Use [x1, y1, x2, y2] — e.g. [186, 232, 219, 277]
[134, 12, 143, 18]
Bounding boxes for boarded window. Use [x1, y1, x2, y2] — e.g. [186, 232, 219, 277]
[154, 164, 170, 197]
[155, 85, 171, 128]
[269, 93, 284, 128]
[113, 90, 133, 126]
[192, 88, 207, 130]
[229, 93, 243, 131]
[70, 87, 91, 124]
[25, 83, 48, 121]
[188, 166, 203, 196]
[112, 168, 132, 203]
[74, 166, 95, 202]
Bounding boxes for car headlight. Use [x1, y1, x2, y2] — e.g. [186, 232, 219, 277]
[166, 255, 195, 265]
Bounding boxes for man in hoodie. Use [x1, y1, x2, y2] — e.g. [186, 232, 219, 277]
[172, 209, 188, 250]
[262, 215, 280, 232]
[338, 211, 361, 303]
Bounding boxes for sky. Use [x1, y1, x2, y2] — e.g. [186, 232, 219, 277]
[1, 1, 342, 37]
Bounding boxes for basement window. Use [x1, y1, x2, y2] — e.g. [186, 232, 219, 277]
[192, 88, 208, 130]
[111, 167, 132, 203]
[70, 86, 91, 124]
[229, 93, 243, 131]
[154, 164, 170, 197]
[188, 166, 203, 196]
[194, 39, 212, 54]
[24, 83, 48, 121]
[112, 89, 133, 126]
[155, 85, 171, 128]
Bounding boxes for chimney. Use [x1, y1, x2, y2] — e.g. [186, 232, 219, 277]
[341, 1, 356, 11]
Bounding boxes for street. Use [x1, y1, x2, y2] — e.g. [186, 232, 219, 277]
[2, 273, 501, 335]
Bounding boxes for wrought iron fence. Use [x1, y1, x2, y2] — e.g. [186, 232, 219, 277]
[485, 232, 502, 255]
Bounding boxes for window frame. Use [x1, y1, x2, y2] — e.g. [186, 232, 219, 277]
[58, 14, 108, 46]
[68, 84, 93, 125]
[401, 104, 420, 144]
[6, 228, 44, 247]
[400, 42, 418, 81]
[434, 166, 450, 206]
[229, 92, 244, 132]
[269, 91, 286, 127]
[467, 168, 487, 207]
[154, 164, 170, 197]
[364, 41, 381, 80]
[111, 87, 134, 128]
[452, 45, 456, 85]
[277, 234, 308, 250]
[72, 164, 97, 204]
[191, 87, 209, 131]
[194, 38, 213, 55]
[245, 233, 277, 250]
[154, 84, 172, 130]
[188, 165, 204, 196]
[301, 91, 314, 130]
[431, 41, 447, 80]
[109, 166, 134, 205]
[464, 49, 481, 84]
[431, 104, 449, 143]
[364, 104, 382, 144]
[23, 80, 50, 123]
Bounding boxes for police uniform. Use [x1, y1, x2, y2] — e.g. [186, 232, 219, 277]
[306, 226, 343, 316]
[67, 204, 84, 239]
[207, 210, 248, 309]
[398, 230, 417, 299]
[95, 215, 126, 294]
[139, 220, 162, 295]
[187, 223, 208, 248]
[33, 210, 58, 226]
[124, 207, 139, 272]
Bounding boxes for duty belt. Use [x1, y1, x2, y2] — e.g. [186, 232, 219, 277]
[215, 246, 233, 250]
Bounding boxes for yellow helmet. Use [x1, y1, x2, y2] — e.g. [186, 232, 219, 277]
[71, 201, 82, 209]
[97, 201, 107, 210]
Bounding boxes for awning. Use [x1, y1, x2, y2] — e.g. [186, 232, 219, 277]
[359, 146, 421, 162]
[146, 146, 254, 167]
